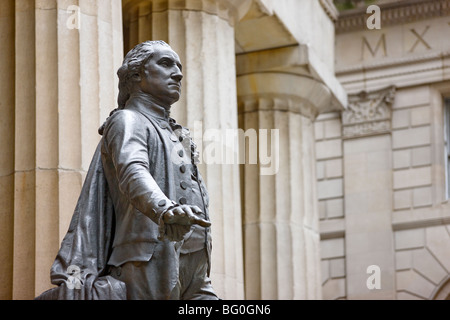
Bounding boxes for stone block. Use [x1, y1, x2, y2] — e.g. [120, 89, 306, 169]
[314, 120, 324, 141]
[392, 109, 410, 129]
[393, 86, 430, 110]
[322, 278, 346, 300]
[325, 158, 342, 179]
[394, 189, 412, 210]
[411, 146, 431, 167]
[318, 200, 326, 220]
[397, 291, 424, 300]
[330, 258, 346, 278]
[316, 139, 342, 160]
[392, 126, 431, 149]
[425, 225, 450, 272]
[410, 106, 431, 127]
[396, 269, 436, 299]
[316, 161, 325, 180]
[412, 248, 447, 285]
[321, 260, 330, 285]
[320, 218, 345, 238]
[317, 178, 343, 200]
[395, 229, 425, 250]
[393, 149, 411, 169]
[393, 167, 432, 190]
[395, 250, 412, 270]
[412, 186, 432, 208]
[320, 238, 345, 259]
[326, 198, 344, 219]
[324, 119, 341, 139]
[343, 134, 389, 155]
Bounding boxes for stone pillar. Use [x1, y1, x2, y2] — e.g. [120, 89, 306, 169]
[0, 0, 16, 300]
[0, 0, 123, 299]
[342, 86, 396, 299]
[122, 0, 246, 299]
[237, 47, 337, 299]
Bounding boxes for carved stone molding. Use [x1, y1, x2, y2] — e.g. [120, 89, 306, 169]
[336, 0, 450, 34]
[122, 0, 253, 26]
[319, 0, 339, 22]
[237, 71, 335, 120]
[342, 86, 396, 138]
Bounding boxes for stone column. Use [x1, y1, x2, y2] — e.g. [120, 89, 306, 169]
[122, 0, 246, 299]
[1, 0, 123, 299]
[237, 47, 337, 299]
[0, 0, 16, 300]
[342, 86, 396, 299]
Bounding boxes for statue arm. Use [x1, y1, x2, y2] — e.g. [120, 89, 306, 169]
[103, 110, 210, 241]
[103, 111, 174, 225]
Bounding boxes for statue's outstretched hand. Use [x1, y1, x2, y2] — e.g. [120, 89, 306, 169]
[163, 205, 211, 228]
[159, 205, 211, 242]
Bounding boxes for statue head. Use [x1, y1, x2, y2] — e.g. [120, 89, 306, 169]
[117, 40, 183, 109]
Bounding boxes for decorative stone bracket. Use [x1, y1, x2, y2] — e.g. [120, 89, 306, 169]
[342, 86, 396, 138]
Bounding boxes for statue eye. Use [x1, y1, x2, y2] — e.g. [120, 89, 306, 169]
[160, 59, 171, 67]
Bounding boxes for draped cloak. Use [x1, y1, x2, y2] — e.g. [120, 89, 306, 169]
[35, 142, 127, 300]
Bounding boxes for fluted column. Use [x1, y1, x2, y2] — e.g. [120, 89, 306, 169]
[237, 64, 334, 299]
[0, 0, 123, 299]
[122, 0, 246, 299]
[0, 0, 16, 300]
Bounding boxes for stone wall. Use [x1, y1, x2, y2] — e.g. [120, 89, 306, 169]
[318, 0, 450, 300]
[315, 112, 346, 300]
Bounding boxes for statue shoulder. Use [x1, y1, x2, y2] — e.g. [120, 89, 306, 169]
[102, 108, 152, 137]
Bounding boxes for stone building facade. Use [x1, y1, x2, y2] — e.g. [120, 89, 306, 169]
[319, 0, 450, 300]
[0, 0, 448, 300]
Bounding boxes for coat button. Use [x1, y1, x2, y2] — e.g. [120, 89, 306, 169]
[180, 181, 187, 190]
[158, 199, 167, 207]
[180, 164, 186, 173]
[170, 134, 178, 142]
[178, 150, 184, 157]
[159, 122, 168, 129]
[179, 197, 187, 205]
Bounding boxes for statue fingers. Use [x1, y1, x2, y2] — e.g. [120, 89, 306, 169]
[190, 205, 203, 215]
[191, 217, 211, 228]
[163, 210, 175, 224]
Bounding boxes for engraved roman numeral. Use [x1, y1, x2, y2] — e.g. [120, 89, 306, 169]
[362, 34, 387, 59]
[409, 26, 431, 52]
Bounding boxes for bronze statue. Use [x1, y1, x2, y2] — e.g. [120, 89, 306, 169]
[36, 41, 218, 300]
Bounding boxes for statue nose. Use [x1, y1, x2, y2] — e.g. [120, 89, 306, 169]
[172, 72, 183, 82]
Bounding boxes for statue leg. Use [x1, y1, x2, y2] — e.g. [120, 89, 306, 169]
[177, 248, 219, 300]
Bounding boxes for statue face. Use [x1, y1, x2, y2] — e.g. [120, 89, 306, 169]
[138, 45, 183, 107]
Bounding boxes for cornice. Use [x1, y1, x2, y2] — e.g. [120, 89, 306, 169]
[335, 0, 450, 34]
